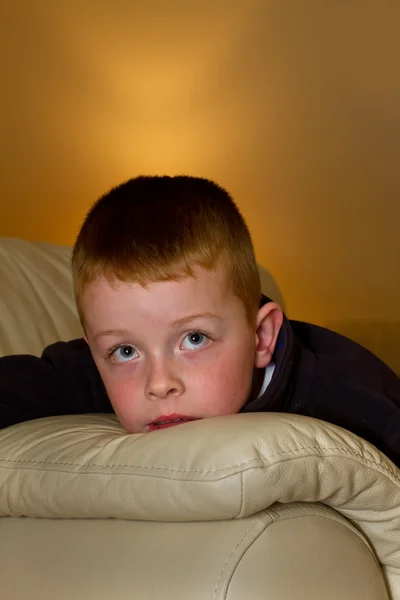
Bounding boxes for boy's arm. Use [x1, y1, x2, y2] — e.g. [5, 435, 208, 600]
[289, 321, 400, 468]
[0, 339, 113, 430]
[308, 368, 400, 468]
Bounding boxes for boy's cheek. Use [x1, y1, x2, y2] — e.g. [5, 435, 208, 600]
[106, 386, 144, 432]
[100, 375, 141, 420]
[197, 363, 253, 415]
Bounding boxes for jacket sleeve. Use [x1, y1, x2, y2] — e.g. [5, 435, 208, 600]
[310, 366, 400, 468]
[290, 321, 400, 468]
[0, 338, 113, 430]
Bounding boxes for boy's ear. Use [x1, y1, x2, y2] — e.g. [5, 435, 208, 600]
[254, 302, 284, 368]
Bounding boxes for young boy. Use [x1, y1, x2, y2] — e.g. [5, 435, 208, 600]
[1, 176, 399, 466]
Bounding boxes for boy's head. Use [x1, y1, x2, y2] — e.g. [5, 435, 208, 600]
[72, 176, 282, 432]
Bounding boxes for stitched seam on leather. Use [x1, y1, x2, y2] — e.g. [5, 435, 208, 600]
[267, 508, 366, 536]
[265, 511, 383, 570]
[240, 471, 244, 514]
[212, 513, 268, 599]
[0, 447, 399, 482]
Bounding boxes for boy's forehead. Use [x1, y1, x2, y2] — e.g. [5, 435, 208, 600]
[80, 266, 241, 326]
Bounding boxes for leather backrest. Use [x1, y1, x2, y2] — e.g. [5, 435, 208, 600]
[0, 237, 82, 356]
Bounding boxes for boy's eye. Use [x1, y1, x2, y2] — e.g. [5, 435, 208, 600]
[111, 345, 138, 363]
[181, 332, 210, 350]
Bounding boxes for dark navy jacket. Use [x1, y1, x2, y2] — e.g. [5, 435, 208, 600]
[1, 301, 399, 466]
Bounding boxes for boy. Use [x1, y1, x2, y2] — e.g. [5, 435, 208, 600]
[0, 176, 399, 465]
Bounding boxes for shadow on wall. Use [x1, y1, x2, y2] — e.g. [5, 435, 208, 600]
[258, 266, 285, 313]
[325, 320, 400, 376]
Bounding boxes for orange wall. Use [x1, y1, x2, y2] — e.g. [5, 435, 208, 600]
[1, 1, 400, 328]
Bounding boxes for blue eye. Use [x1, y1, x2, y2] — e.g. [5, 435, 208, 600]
[181, 332, 209, 350]
[112, 345, 138, 363]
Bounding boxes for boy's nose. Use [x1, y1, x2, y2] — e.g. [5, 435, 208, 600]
[145, 358, 184, 400]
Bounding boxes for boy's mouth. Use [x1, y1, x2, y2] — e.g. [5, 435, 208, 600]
[148, 414, 199, 431]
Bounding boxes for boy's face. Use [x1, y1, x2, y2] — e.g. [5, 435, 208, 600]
[81, 266, 258, 433]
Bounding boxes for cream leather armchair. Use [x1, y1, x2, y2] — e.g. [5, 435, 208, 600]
[0, 237, 399, 600]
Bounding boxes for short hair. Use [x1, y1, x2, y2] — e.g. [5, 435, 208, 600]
[72, 175, 261, 324]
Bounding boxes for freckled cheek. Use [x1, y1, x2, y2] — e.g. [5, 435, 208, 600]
[98, 367, 142, 417]
[194, 354, 254, 414]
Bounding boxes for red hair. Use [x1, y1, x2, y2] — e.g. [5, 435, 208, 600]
[72, 176, 261, 323]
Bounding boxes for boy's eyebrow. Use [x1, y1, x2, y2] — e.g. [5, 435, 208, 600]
[170, 312, 222, 327]
[94, 313, 221, 341]
[94, 328, 131, 341]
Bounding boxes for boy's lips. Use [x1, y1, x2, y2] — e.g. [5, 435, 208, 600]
[147, 413, 200, 431]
